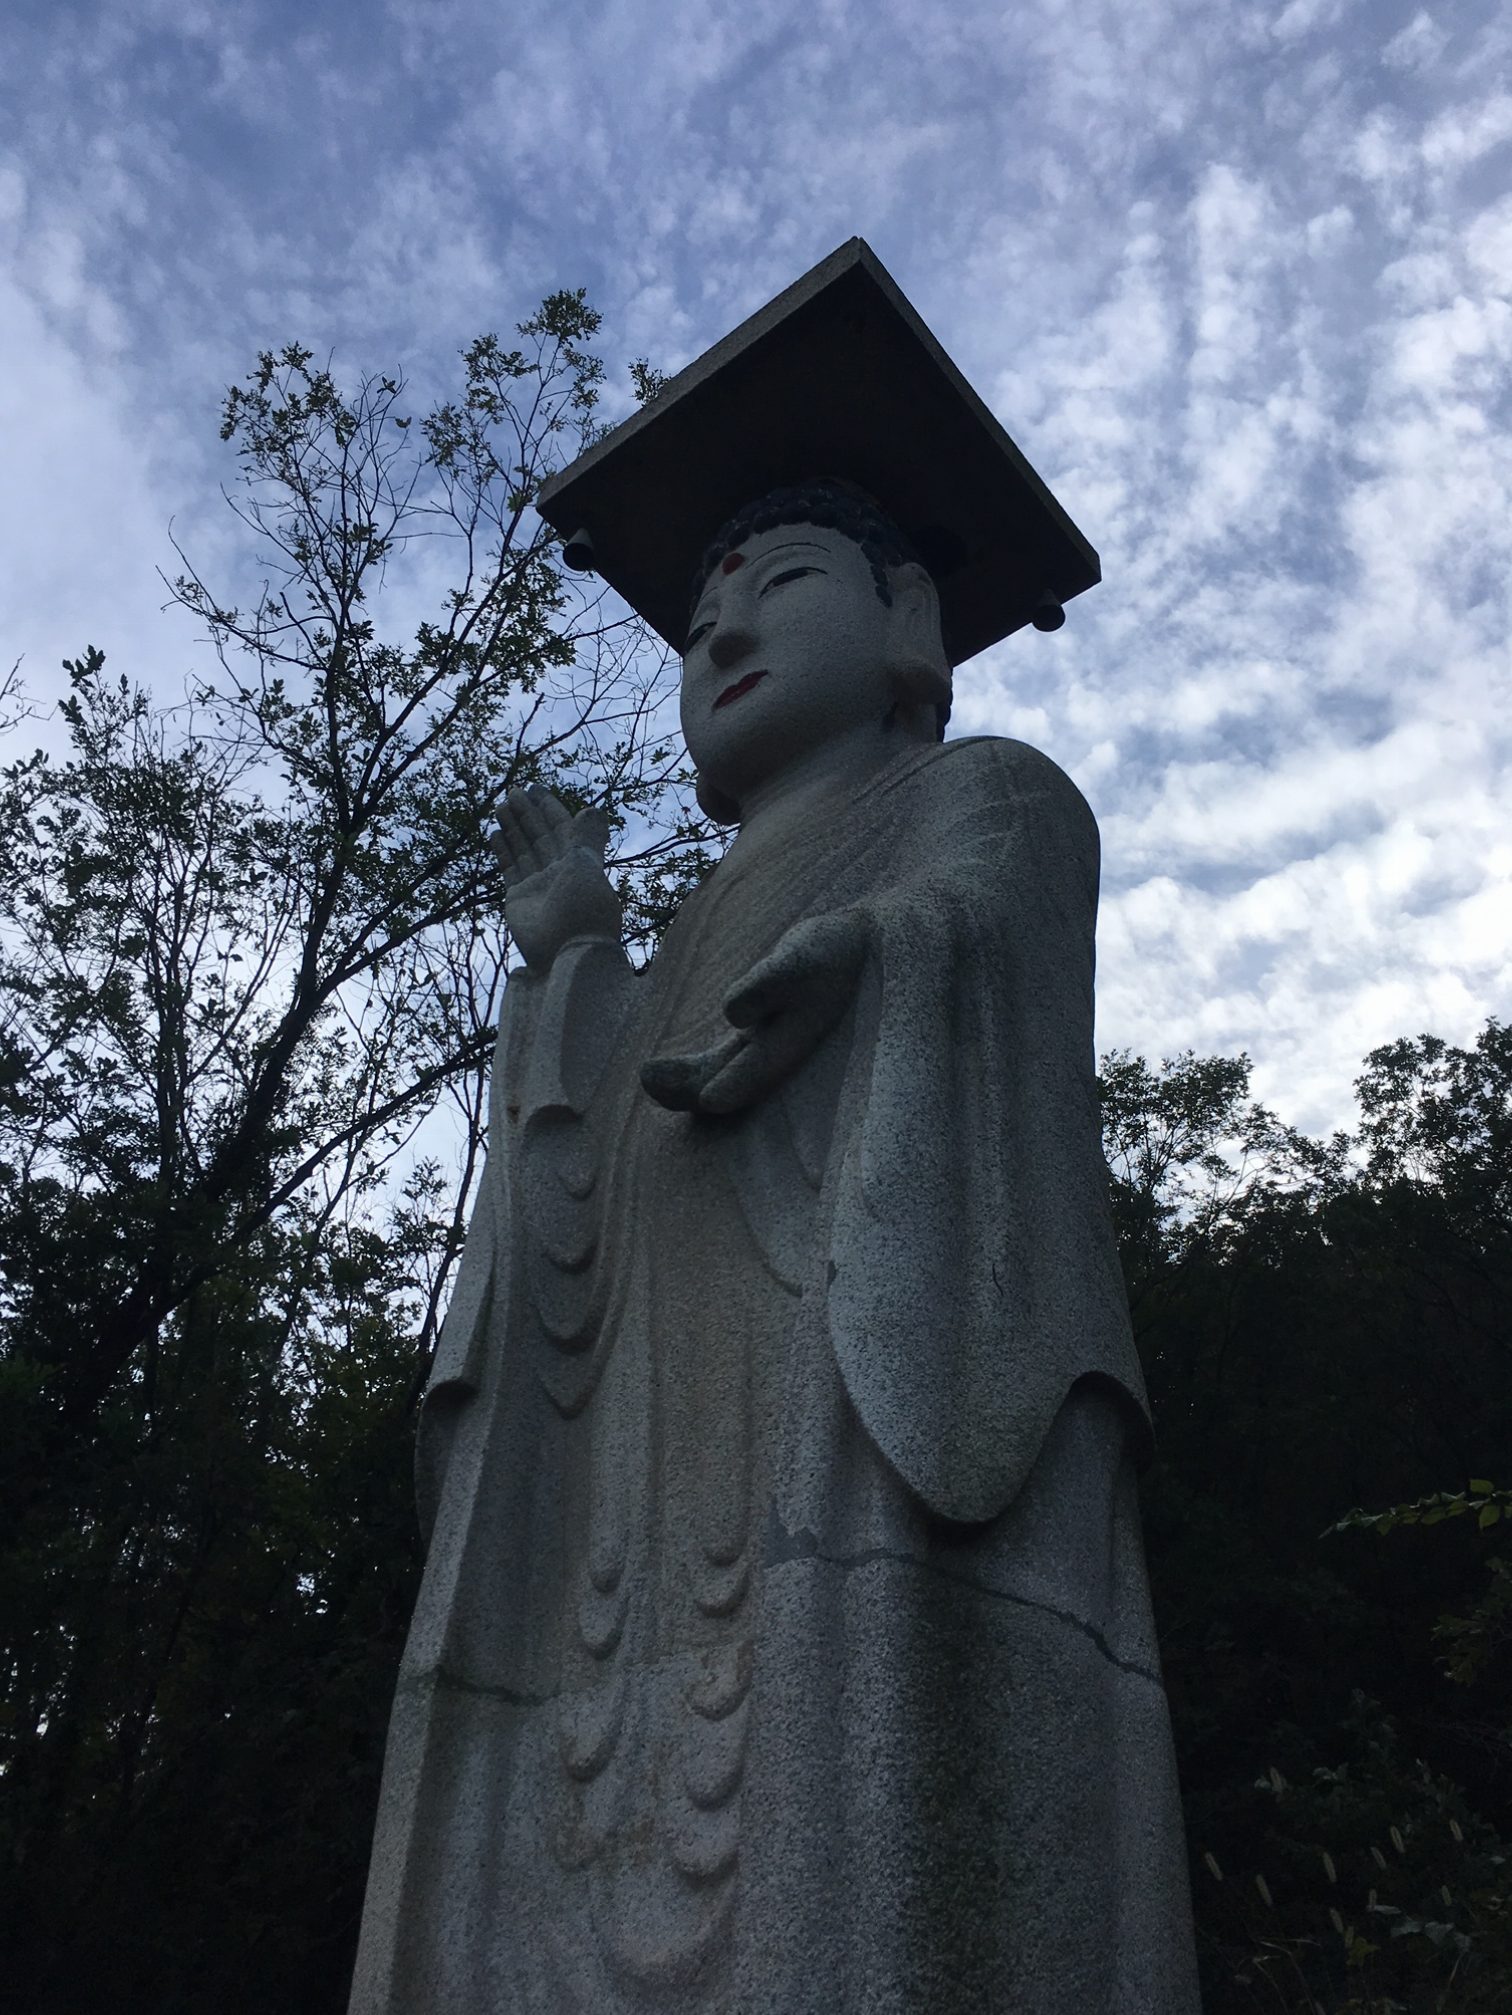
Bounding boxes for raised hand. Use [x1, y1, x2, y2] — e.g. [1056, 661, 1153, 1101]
[642, 909, 867, 1114]
[491, 785, 622, 969]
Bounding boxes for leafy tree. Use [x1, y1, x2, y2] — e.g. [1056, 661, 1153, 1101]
[1, 298, 706, 1466]
[0, 300, 711, 2011]
[1116, 1030, 1512, 2010]
[1098, 1045, 1348, 1327]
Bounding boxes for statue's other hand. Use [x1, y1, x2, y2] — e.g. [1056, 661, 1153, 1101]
[491, 785, 620, 968]
[643, 911, 867, 1117]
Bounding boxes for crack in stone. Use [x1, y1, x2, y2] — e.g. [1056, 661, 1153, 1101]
[763, 1508, 1164, 1685]
[412, 1522, 1166, 1705]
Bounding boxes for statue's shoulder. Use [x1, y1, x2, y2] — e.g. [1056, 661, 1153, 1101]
[914, 734, 1098, 833]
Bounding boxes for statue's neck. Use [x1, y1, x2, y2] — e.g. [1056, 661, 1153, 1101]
[726, 713, 933, 864]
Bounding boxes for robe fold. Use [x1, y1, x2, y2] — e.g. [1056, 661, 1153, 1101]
[349, 735, 1199, 2014]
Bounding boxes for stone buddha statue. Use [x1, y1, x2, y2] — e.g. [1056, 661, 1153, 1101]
[347, 473, 1199, 2012]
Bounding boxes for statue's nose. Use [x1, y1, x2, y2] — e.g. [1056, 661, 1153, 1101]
[707, 618, 756, 671]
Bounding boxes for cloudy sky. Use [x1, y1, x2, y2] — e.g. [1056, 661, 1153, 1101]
[3, 0, 1508, 1136]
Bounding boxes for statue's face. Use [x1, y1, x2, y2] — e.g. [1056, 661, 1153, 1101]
[680, 523, 894, 801]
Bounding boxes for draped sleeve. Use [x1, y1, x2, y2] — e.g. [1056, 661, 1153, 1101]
[819, 736, 1150, 1526]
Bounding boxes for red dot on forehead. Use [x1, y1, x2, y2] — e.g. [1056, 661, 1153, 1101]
[720, 551, 746, 575]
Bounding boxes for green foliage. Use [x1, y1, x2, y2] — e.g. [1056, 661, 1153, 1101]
[1355, 1022, 1512, 1238]
[628, 355, 669, 405]
[1120, 1030, 1512, 2011]
[1195, 1705, 1512, 2012]
[2, 300, 707, 1444]
[1098, 1046, 1350, 1319]
[1327, 1481, 1512, 1541]
[0, 1195, 430, 2012]
[0, 299, 713, 2012]
[1327, 1480, 1512, 1694]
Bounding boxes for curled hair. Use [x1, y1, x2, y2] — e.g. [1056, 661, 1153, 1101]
[689, 479, 922, 616]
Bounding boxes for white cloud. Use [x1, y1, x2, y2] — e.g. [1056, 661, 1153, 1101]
[1421, 92, 1512, 170]
[1382, 11, 1448, 74]
[0, 175, 199, 715]
[1270, 0, 1351, 46]
[1466, 193, 1512, 285]
[1, 0, 1508, 1137]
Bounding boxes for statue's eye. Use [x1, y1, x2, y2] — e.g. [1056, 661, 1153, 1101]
[762, 566, 819, 593]
[685, 617, 714, 650]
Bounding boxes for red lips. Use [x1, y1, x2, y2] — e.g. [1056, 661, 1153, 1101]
[713, 670, 768, 710]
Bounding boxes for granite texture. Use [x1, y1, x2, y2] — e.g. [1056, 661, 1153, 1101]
[348, 526, 1200, 2012]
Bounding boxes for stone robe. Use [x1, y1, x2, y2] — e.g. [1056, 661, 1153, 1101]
[348, 735, 1200, 2013]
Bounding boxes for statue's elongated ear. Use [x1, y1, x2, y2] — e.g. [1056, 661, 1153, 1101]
[884, 562, 952, 712]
